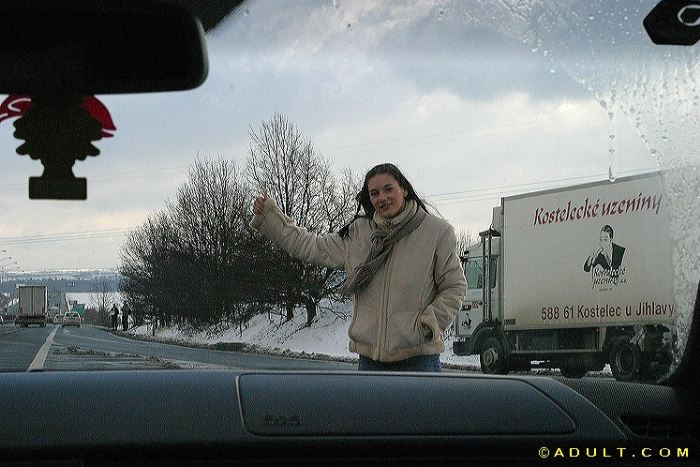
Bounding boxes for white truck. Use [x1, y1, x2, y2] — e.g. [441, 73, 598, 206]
[16, 285, 48, 327]
[453, 172, 674, 381]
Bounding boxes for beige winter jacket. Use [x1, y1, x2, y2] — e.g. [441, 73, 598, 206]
[250, 198, 466, 362]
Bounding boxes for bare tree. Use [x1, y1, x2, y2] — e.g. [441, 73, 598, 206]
[119, 118, 359, 331]
[168, 157, 259, 328]
[119, 211, 180, 330]
[246, 114, 359, 326]
[120, 158, 265, 332]
[456, 229, 478, 257]
[90, 278, 116, 315]
[89, 278, 116, 327]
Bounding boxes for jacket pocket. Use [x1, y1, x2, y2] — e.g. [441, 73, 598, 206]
[417, 309, 440, 343]
[348, 304, 378, 347]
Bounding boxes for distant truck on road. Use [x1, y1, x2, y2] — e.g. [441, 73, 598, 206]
[16, 285, 48, 327]
[453, 172, 674, 382]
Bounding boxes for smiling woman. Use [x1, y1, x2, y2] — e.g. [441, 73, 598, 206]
[251, 162, 466, 371]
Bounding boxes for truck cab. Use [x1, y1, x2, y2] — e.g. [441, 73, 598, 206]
[454, 235, 501, 358]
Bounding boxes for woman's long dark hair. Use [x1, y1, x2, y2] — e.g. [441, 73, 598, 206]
[338, 163, 428, 239]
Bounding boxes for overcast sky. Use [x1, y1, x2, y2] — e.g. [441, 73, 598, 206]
[0, 0, 692, 271]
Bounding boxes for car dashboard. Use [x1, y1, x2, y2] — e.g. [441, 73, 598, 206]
[1, 370, 698, 466]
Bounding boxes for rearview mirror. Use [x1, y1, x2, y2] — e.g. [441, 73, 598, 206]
[0, 0, 208, 94]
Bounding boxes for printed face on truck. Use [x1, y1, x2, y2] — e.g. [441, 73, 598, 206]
[599, 230, 612, 251]
[368, 174, 408, 219]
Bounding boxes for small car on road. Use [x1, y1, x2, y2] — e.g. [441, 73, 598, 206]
[62, 312, 81, 328]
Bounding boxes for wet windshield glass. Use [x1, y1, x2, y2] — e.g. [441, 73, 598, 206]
[0, 0, 697, 381]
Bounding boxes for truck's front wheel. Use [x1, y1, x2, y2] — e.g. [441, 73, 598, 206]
[560, 362, 588, 378]
[610, 336, 640, 381]
[480, 337, 508, 375]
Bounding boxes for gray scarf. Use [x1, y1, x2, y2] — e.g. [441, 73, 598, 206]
[341, 200, 427, 296]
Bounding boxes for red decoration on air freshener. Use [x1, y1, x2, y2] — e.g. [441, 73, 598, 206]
[0, 95, 116, 137]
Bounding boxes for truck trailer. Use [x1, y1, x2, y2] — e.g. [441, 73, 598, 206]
[16, 285, 48, 327]
[453, 172, 674, 381]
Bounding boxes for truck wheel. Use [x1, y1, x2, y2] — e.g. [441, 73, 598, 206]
[610, 337, 640, 381]
[638, 350, 673, 382]
[560, 363, 588, 378]
[480, 337, 508, 375]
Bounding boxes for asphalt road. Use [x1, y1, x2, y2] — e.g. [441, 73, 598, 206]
[0, 324, 616, 379]
[0, 324, 357, 372]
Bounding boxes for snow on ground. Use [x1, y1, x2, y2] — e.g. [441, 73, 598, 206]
[128, 299, 481, 367]
[127, 299, 611, 375]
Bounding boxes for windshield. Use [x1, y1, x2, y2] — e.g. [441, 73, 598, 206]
[0, 0, 698, 383]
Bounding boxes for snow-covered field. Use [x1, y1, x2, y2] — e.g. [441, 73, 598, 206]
[128, 300, 482, 369]
[127, 300, 614, 376]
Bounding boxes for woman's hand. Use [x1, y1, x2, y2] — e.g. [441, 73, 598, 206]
[253, 193, 269, 216]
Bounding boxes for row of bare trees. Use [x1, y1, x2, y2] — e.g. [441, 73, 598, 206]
[119, 114, 359, 331]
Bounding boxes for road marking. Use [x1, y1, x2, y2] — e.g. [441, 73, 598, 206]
[27, 326, 58, 372]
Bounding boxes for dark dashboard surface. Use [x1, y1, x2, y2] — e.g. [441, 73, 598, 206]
[2, 370, 698, 465]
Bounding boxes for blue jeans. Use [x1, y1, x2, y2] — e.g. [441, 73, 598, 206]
[358, 354, 441, 372]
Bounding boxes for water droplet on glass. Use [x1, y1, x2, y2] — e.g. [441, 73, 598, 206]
[244, 9, 250, 16]
[549, 68, 556, 74]
[438, 9, 445, 20]
[599, 99, 607, 109]
[662, 135, 669, 142]
[650, 148, 658, 156]
[332, 0, 339, 8]
[607, 112, 617, 182]
[531, 47, 539, 53]
[588, 15, 595, 20]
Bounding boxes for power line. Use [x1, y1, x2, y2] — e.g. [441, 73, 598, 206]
[317, 112, 605, 152]
[426, 167, 657, 200]
[0, 228, 134, 246]
[428, 167, 657, 206]
[0, 165, 190, 194]
[320, 117, 607, 157]
[0, 168, 658, 245]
